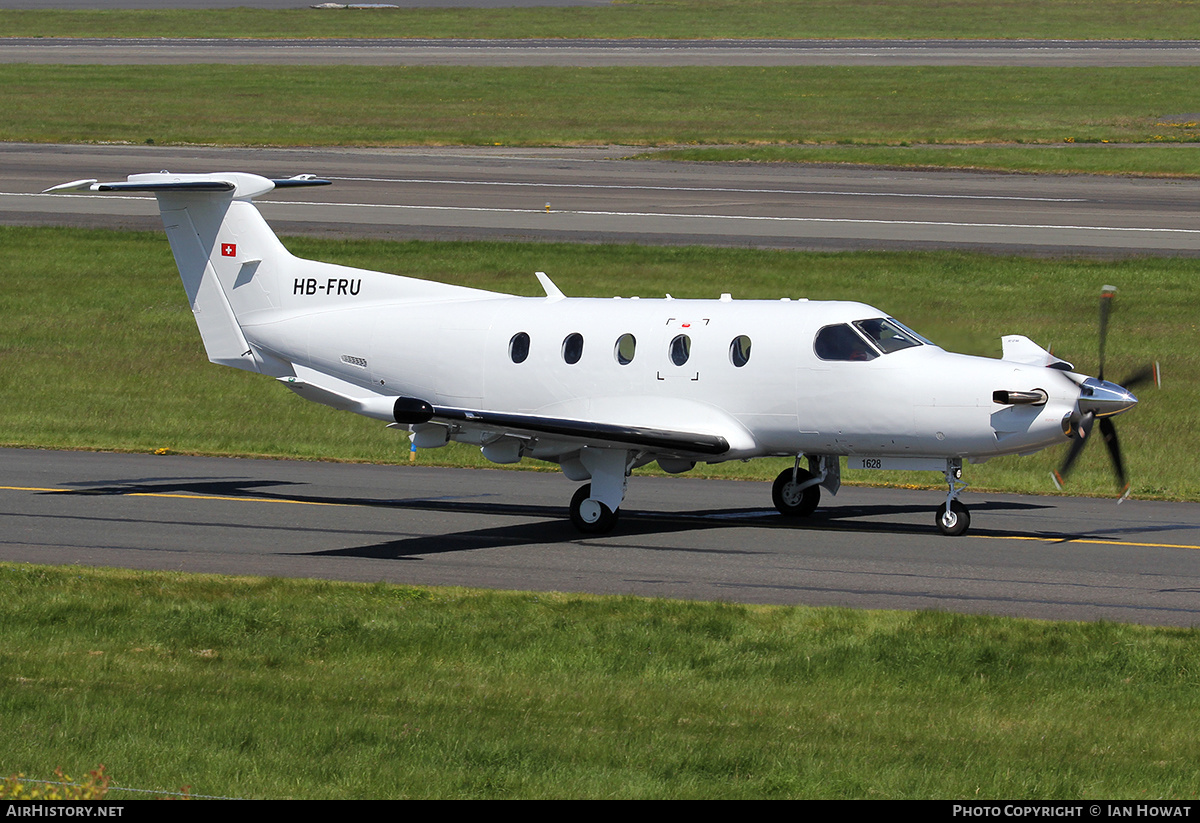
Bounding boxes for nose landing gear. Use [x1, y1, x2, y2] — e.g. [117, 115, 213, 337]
[936, 459, 970, 536]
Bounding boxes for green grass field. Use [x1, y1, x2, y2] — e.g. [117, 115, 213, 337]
[5, 1, 1200, 798]
[3, 65, 1199, 154]
[4, 1, 1200, 41]
[0, 227, 1192, 500]
[3, 563, 1199, 799]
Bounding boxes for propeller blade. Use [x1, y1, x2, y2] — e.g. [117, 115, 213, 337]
[1120, 362, 1161, 391]
[1051, 410, 1095, 490]
[1098, 285, 1116, 381]
[1098, 416, 1129, 497]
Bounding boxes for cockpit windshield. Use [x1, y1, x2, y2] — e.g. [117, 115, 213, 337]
[853, 317, 927, 353]
[814, 318, 928, 362]
[814, 324, 878, 361]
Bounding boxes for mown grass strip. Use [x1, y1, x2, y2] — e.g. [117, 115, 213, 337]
[4, 1, 1200, 41]
[0, 226, 1193, 500]
[2, 562, 1199, 799]
[2, 65, 1200, 152]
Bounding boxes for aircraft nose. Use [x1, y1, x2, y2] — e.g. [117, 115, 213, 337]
[1078, 377, 1138, 418]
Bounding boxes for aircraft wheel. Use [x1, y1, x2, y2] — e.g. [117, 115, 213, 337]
[936, 500, 970, 537]
[569, 484, 619, 534]
[772, 468, 820, 517]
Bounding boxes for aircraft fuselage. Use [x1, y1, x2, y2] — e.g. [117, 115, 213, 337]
[243, 293, 1076, 464]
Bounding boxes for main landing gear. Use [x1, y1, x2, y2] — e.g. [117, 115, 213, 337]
[567, 447, 633, 535]
[570, 483, 619, 534]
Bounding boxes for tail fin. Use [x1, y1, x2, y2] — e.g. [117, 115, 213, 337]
[48, 171, 500, 377]
[48, 172, 331, 374]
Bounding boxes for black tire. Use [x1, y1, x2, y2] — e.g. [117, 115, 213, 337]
[569, 483, 619, 534]
[772, 468, 820, 517]
[936, 499, 970, 536]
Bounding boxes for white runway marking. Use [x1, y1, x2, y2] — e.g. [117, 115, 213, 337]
[326, 176, 1087, 203]
[8, 190, 1196, 236]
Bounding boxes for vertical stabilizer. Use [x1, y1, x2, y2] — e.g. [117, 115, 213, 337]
[159, 192, 259, 371]
[47, 172, 309, 373]
[44, 171, 498, 376]
[145, 173, 300, 373]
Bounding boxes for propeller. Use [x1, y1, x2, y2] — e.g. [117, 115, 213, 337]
[1051, 286, 1158, 500]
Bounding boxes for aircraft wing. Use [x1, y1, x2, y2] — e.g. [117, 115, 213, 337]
[277, 368, 750, 459]
[425, 394, 758, 459]
[431, 406, 732, 455]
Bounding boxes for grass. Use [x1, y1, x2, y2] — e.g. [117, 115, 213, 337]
[0, 226, 1193, 501]
[3, 562, 1200, 799]
[4, 1, 1200, 41]
[3, 66, 1200, 153]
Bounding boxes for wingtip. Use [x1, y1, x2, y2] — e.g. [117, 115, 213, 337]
[42, 179, 98, 194]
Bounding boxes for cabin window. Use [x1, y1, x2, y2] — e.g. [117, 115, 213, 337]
[615, 333, 636, 365]
[814, 324, 878, 362]
[853, 317, 923, 354]
[509, 331, 530, 364]
[669, 334, 691, 366]
[729, 335, 751, 367]
[562, 332, 584, 365]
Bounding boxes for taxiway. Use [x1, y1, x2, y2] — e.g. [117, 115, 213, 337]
[5, 448, 1200, 626]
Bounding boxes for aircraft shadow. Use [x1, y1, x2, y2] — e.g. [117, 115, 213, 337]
[45, 475, 1176, 559]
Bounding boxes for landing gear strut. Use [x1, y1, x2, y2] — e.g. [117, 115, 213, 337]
[772, 457, 822, 517]
[566, 448, 633, 534]
[936, 459, 970, 536]
[570, 483, 619, 534]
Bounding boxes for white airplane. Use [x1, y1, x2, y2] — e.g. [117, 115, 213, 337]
[46, 171, 1156, 536]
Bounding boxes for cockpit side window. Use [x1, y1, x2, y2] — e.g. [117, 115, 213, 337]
[814, 324, 879, 362]
[853, 317, 924, 354]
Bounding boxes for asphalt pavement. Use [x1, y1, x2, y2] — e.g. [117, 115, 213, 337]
[6, 448, 1200, 625]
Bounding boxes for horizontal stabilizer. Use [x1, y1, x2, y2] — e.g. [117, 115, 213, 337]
[44, 173, 330, 200]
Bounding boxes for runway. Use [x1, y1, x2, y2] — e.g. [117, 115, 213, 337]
[6, 38, 1200, 67]
[5, 448, 1200, 626]
[7, 143, 1200, 255]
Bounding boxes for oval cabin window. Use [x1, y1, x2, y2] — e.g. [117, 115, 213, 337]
[509, 331, 530, 364]
[729, 335, 751, 367]
[669, 334, 691, 366]
[615, 333, 636, 365]
[562, 332, 584, 365]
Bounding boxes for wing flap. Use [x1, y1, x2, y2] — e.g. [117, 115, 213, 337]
[432, 406, 731, 455]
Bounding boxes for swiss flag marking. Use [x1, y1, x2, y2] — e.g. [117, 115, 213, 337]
[221, 243, 237, 257]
